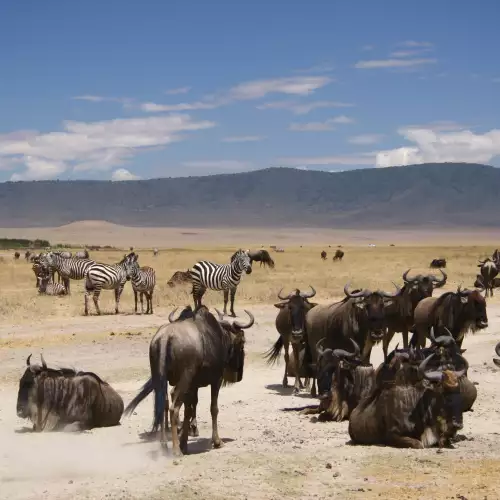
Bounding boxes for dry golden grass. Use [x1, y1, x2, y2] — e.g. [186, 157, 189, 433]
[0, 243, 495, 325]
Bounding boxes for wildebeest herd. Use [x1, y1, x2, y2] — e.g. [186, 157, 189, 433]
[11, 246, 500, 458]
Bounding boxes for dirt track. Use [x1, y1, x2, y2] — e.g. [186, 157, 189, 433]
[1, 303, 500, 500]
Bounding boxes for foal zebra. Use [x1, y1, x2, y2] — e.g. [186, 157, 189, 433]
[37, 275, 67, 296]
[42, 252, 95, 294]
[84, 252, 138, 316]
[129, 265, 156, 314]
[188, 249, 252, 317]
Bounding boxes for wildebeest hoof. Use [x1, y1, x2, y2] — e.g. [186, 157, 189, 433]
[229, 313, 236, 318]
[213, 439, 223, 449]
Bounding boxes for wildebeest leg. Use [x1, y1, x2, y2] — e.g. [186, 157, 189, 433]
[383, 329, 395, 360]
[282, 337, 290, 388]
[229, 287, 237, 317]
[134, 290, 138, 314]
[189, 389, 199, 437]
[179, 396, 193, 454]
[361, 337, 374, 364]
[386, 434, 424, 449]
[210, 381, 222, 449]
[311, 377, 317, 398]
[291, 342, 302, 394]
[169, 370, 193, 456]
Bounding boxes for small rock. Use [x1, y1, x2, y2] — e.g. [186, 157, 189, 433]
[68, 480, 73, 484]
[325, 462, 332, 469]
[332, 472, 340, 478]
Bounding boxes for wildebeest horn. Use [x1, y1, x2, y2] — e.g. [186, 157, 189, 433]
[418, 353, 442, 382]
[234, 310, 254, 329]
[350, 338, 360, 357]
[300, 285, 316, 299]
[402, 269, 415, 283]
[454, 353, 468, 378]
[431, 269, 447, 285]
[344, 282, 365, 298]
[26, 354, 32, 366]
[333, 338, 360, 359]
[214, 308, 225, 322]
[381, 283, 401, 297]
[430, 326, 456, 347]
[495, 342, 500, 358]
[40, 354, 47, 369]
[168, 307, 179, 323]
[277, 288, 288, 300]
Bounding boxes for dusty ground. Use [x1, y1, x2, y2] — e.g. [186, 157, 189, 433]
[1, 231, 500, 499]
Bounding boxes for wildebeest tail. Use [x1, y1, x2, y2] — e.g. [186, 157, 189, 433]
[123, 378, 153, 417]
[263, 335, 283, 365]
[409, 328, 418, 348]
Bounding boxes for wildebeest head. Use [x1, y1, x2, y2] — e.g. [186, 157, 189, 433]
[344, 283, 399, 340]
[402, 268, 447, 299]
[17, 354, 47, 419]
[457, 286, 488, 330]
[167, 305, 195, 323]
[274, 286, 317, 343]
[493, 342, 500, 368]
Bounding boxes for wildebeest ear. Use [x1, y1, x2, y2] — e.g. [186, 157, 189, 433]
[308, 302, 318, 309]
[274, 302, 286, 309]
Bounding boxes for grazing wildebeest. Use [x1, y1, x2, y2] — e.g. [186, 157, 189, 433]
[17, 354, 124, 431]
[263, 287, 317, 394]
[383, 269, 447, 356]
[167, 270, 192, 288]
[305, 283, 399, 396]
[14, 251, 20, 260]
[348, 351, 468, 449]
[333, 249, 344, 261]
[37, 275, 67, 296]
[410, 286, 488, 349]
[247, 249, 275, 269]
[320, 251, 327, 260]
[477, 258, 498, 297]
[430, 258, 447, 268]
[75, 250, 90, 259]
[123, 305, 252, 456]
[24, 250, 31, 261]
[493, 342, 500, 367]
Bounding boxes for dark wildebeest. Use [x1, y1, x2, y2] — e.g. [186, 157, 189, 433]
[430, 258, 446, 268]
[167, 270, 192, 288]
[333, 249, 344, 261]
[410, 286, 488, 349]
[263, 287, 317, 394]
[305, 283, 399, 396]
[474, 275, 500, 290]
[14, 251, 20, 260]
[493, 249, 500, 266]
[493, 342, 500, 367]
[17, 354, 124, 431]
[321, 251, 327, 260]
[477, 258, 498, 297]
[25, 250, 31, 261]
[348, 350, 468, 449]
[383, 269, 447, 357]
[247, 249, 275, 269]
[123, 305, 252, 456]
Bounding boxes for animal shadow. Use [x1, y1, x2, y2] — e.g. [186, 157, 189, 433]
[265, 384, 313, 398]
[186, 437, 235, 455]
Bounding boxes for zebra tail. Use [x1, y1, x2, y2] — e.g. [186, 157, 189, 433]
[263, 335, 284, 366]
[123, 378, 153, 417]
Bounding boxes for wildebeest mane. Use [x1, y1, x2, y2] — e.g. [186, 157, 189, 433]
[32, 364, 109, 386]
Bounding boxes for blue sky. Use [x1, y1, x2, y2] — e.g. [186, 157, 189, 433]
[1, 0, 499, 181]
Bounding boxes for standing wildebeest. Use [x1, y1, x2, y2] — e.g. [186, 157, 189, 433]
[123, 305, 252, 456]
[14, 251, 20, 260]
[430, 258, 447, 268]
[167, 269, 191, 288]
[17, 354, 124, 431]
[320, 251, 327, 260]
[305, 283, 399, 396]
[477, 258, 498, 297]
[25, 250, 31, 261]
[383, 269, 447, 356]
[247, 249, 275, 268]
[333, 249, 344, 261]
[410, 286, 488, 349]
[263, 287, 318, 394]
[493, 342, 500, 367]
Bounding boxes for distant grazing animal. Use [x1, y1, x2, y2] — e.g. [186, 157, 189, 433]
[410, 286, 488, 349]
[275, 248, 285, 253]
[24, 250, 31, 261]
[333, 249, 344, 261]
[123, 305, 252, 456]
[130, 264, 156, 314]
[167, 270, 191, 288]
[321, 251, 327, 260]
[493, 342, 500, 367]
[264, 287, 318, 394]
[83, 252, 139, 316]
[17, 354, 124, 431]
[153, 248, 158, 257]
[14, 251, 20, 260]
[37, 275, 67, 296]
[189, 249, 252, 317]
[42, 251, 95, 294]
[430, 258, 446, 269]
[477, 258, 498, 297]
[75, 250, 89, 259]
[247, 249, 275, 269]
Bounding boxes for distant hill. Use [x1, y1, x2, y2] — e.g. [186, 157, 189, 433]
[0, 162, 499, 228]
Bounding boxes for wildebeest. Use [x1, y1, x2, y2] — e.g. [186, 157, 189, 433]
[123, 305, 252, 456]
[263, 287, 317, 394]
[153, 248, 158, 257]
[167, 270, 192, 288]
[493, 249, 500, 266]
[37, 275, 67, 296]
[410, 286, 488, 349]
[430, 258, 446, 268]
[14, 251, 20, 260]
[383, 269, 447, 356]
[477, 258, 498, 297]
[247, 249, 275, 269]
[493, 342, 500, 367]
[320, 251, 327, 260]
[24, 250, 31, 261]
[333, 249, 344, 261]
[17, 354, 124, 431]
[305, 283, 399, 395]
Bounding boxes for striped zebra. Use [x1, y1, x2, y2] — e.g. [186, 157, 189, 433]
[188, 249, 252, 317]
[37, 274, 67, 296]
[42, 252, 95, 294]
[32, 257, 50, 288]
[129, 265, 156, 314]
[84, 252, 139, 316]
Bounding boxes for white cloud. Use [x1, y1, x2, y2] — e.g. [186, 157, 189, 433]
[257, 100, 354, 115]
[404, 120, 469, 132]
[390, 49, 431, 58]
[111, 168, 141, 181]
[140, 101, 219, 112]
[355, 58, 437, 69]
[221, 136, 265, 143]
[278, 154, 375, 166]
[398, 40, 434, 48]
[1, 114, 215, 181]
[375, 127, 500, 167]
[348, 134, 385, 145]
[165, 86, 191, 95]
[289, 116, 354, 132]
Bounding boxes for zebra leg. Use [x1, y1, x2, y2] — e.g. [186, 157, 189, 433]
[134, 290, 138, 314]
[92, 289, 102, 315]
[148, 291, 153, 314]
[223, 290, 229, 316]
[64, 276, 70, 295]
[140, 292, 145, 314]
[229, 287, 237, 317]
[114, 285, 125, 314]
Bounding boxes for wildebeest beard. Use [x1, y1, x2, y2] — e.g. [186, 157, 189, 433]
[223, 342, 245, 386]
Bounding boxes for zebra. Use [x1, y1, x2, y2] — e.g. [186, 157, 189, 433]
[32, 257, 50, 288]
[37, 274, 67, 296]
[84, 252, 139, 316]
[42, 251, 95, 294]
[75, 250, 89, 259]
[129, 265, 156, 314]
[188, 249, 252, 317]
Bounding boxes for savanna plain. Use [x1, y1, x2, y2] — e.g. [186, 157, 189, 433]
[1, 224, 500, 500]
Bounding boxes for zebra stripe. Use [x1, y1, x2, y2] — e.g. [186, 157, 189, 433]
[32, 258, 50, 288]
[42, 252, 95, 294]
[129, 265, 156, 314]
[84, 253, 138, 316]
[38, 275, 67, 296]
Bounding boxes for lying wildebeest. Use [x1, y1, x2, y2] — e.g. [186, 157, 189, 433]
[123, 305, 252, 456]
[383, 269, 447, 356]
[167, 269, 191, 288]
[494, 342, 500, 367]
[477, 258, 498, 298]
[247, 249, 275, 269]
[333, 249, 344, 261]
[320, 251, 327, 260]
[263, 287, 317, 394]
[410, 286, 488, 349]
[430, 258, 446, 268]
[37, 275, 67, 296]
[17, 354, 124, 431]
[305, 283, 399, 396]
